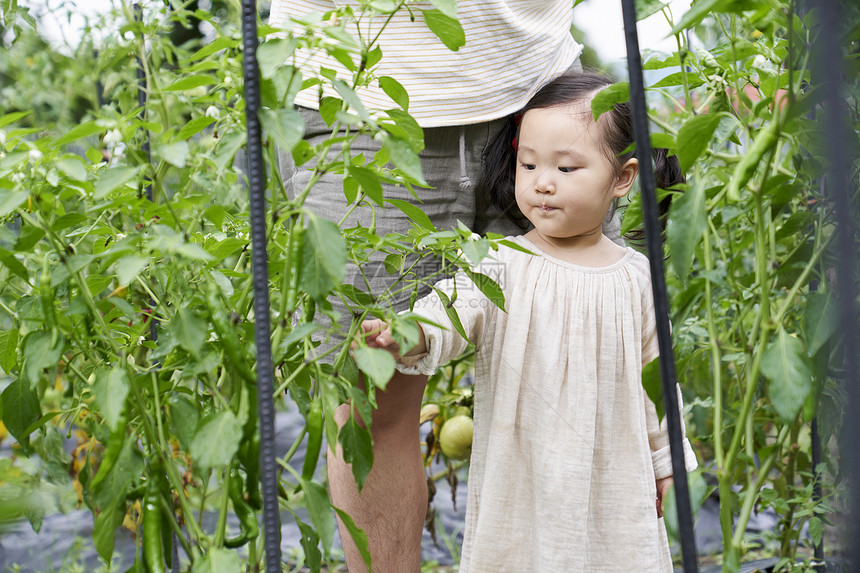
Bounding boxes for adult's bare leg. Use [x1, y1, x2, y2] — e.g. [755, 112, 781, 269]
[329, 370, 429, 573]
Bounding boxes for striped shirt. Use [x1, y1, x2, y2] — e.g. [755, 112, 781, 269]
[268, 0, 583, 127]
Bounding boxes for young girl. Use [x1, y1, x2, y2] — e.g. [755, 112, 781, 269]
[360, 72, 698, 572]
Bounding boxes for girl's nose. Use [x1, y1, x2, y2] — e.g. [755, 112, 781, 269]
[535, 170, 555, 193]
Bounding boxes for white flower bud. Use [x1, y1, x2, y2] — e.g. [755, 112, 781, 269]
[205, 105, 220, 119]
[29, 149, 43, 162]
[104, 129, 123, 145]
[223, 74, 233, 85]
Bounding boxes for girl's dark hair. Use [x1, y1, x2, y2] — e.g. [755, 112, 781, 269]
[477, 70, 684, 242]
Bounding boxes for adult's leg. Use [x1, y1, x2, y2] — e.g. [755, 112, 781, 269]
[328, 372, 428, 572]
[282, 111, 497, 571]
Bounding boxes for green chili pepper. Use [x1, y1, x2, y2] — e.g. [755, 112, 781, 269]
[301, 398, 323, 481]
[285, 219, 305, 315]
[726, 120, 780, 202]
[142, 476, 167, 573]
[40, 260, 58, 346]
[224, 469, 259, 548]
[238, 432, 263, 510]
[204, 281, 255, 384]
[89, 409, 127, 490]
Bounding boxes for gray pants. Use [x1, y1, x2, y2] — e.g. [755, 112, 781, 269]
[279, 108, 523, 346]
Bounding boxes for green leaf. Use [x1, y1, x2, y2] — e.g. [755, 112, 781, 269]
[332, 79, 372, 123]
[187, 36, 239, 62]
[636, 0, 668, 20]
[259, 107, 305, 152]
[1, 378, 41, 446]
[337, 417, 374, 491]
[0, 329, 18, 374]
[171, 306, 207, 358]
[353, 347, 396, 390]
[347, 166, 384, 205]
[21, 330, 64, 385]
[591, 83, 630, 121]
[154, 141, 189, 168]
[379, 76, 409, 111]
[429, 0, 458, 19]
[434, 288, 470, 342]
[53, 120, 102, 147]
[669, 0, 721, 35]
[257, 38, 296, 79]
[804, 292, 837, 356]
[205, 237, 247, 261]
[92, 367, 129, 431]
[176, 116, 216, 140]
[333, 506, 372, 570]
[762, 327, 813, 423]
[296, 517, 323, 571]
[642, 358, 664, 422]
[280, 466, 336, 558]
[56, 157, 88, 181]
[809, 516, 823, 547]
[0, 188, 29, 218]
[94, 166, 139, 199]
[91, 431, 144, 510]
[93, 498, 125, 563]
[676, 113, 723, 172]
[463, 269, 505, 310]
[213, 128, 246, 172]
[162, 74, 215, 92]
[620, 191, 643, 236]
[459, 238, 489, 266]
[386, 198, 434, 230]
[190, 410, 243, 471]
[300, 215, 347, 300]
[0, 248, 28, 281]
[381, 134, 427, 185]
[116, 255, 148, 287]
[0, 111, 31, 129]
[667, 180, 706, 279]
[191, 548, 241, 573]
[422, 9, 466, 51]
[167, 393, 200, 452]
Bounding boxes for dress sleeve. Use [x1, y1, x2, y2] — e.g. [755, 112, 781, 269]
[396, 271, 494, 376]
[641, 278, 698, 479]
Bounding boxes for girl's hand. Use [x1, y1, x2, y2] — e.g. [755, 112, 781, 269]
[656, 476, 673, 518]
[358, 319, 403, 359]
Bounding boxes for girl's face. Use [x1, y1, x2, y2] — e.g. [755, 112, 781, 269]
[514, 104, 637, 251]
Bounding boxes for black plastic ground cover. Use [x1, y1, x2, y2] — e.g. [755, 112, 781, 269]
[619, 1, 699, 571]
[239, 1, 282, 571]
[808, 1, 860, 572]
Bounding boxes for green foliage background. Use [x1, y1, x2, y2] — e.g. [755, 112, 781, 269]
[0, 1, 858, 572]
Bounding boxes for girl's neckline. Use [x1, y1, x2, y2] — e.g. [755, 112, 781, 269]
[514, 235, 636, 272]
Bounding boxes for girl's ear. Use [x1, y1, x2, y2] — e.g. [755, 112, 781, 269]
[612, 157, 639, 198]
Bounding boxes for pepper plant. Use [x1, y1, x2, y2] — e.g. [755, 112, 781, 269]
[617, 1, 858, 570]
[0, 0, 501, 571]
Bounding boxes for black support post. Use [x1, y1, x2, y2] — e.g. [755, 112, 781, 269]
[619, 2, 699, 571]
[810, 1, 859, 571]
[239, 1, 282, 570]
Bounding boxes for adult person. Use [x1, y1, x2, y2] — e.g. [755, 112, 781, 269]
[268, 2, 608, 571]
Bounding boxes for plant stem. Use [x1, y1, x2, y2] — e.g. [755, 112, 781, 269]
[731, 424, 791, 548]
[703, 228, 724, 468]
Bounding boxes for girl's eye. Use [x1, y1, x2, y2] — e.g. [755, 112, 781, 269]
[559, 167, 577, 173]
[520, 163, 536, 170]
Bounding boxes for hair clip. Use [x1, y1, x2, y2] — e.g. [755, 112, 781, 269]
[511, 136, 518, 150]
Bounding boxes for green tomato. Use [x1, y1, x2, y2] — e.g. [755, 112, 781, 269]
[439, 415, 473, 461]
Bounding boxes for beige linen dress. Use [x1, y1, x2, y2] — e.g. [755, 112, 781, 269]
[398, 236, 698, 572]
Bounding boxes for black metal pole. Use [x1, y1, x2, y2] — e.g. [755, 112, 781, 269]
[240, 1, 282, 570]
[619, 2, 699, 571]
[811, 2, 859, 572]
